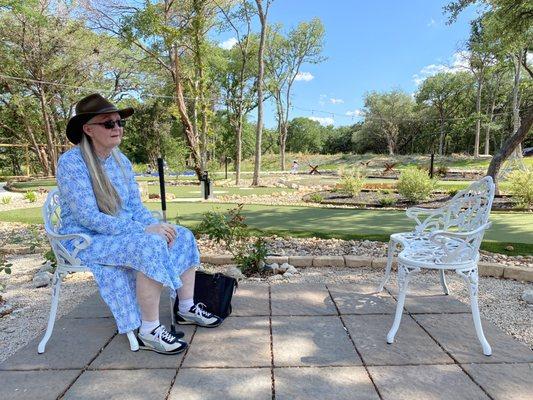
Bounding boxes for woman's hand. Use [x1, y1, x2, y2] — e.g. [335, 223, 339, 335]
[145, 223, 177, 247]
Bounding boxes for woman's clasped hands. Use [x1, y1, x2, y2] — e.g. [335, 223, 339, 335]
[145, 223, 177, 247]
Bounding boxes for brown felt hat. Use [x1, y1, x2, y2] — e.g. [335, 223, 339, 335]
[66, 93, 134, 144]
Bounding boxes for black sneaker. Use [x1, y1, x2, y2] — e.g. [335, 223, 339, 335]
[176, 303, 222, 328]
[137, 325, 188, 355]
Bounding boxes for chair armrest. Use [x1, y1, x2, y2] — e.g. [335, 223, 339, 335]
[405, 206, 447, 233]
[429, 222, 492, 243]
[45, 231, 92, 265]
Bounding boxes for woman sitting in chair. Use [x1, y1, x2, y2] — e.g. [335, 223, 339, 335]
[57, 93, 221, 355]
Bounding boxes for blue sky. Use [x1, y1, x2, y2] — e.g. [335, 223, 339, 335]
[219, 0, 477, 129]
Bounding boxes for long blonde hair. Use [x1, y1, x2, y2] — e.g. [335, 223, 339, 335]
[79, 134, 124, 215]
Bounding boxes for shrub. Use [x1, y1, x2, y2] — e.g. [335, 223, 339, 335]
[1, 196, 11, 205]
[379, 195, 396, 207]
[397, 167, 436, 202]
[234, 238, 268, 276]
[436, 165, 449, 177]
[507, 168, 533, 208]
[339, 167, 365, 197]
[196, 205, 267, 275]
[24, 191, 37, 202]
[448, 188, 459, 197]
[309, 193, 324, 203]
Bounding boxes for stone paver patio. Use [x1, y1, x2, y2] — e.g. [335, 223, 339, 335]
[1, 282, 532, 400]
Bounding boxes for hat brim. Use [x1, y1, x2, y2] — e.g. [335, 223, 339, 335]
[66, 107, 134, 144]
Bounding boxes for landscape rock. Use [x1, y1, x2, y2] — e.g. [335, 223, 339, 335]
[522, 289, 533, 304]
[225, 265, 245, 280]
[32, 271, 53, 288]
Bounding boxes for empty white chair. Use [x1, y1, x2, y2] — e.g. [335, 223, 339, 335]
[381, 176, 495, 355]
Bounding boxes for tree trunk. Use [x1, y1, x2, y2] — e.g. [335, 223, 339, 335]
[511, 51, 523, 158]
[484, 99, 496, 156]
[172, 48, 202, 179]
[487, 104, 533, 187]
[438, 117, 445, 156]
[474, 76, 483, 157]
[252, 0, 269, 186]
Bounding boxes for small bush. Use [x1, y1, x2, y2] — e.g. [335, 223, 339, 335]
[24, 191, 37, 202]
[397, 167, 436, 202]
[1, 196, 11, 205]
[309, 193, 324, 203]
[448, 188, 459, 197]
[234, 238, 269, 276]
[436, 165, 449, 177]
[508, 168, 533, 208]
[379, 195, 396, 207]
[339, 167, 365, 197]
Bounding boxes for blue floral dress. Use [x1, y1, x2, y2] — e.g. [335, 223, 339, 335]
[56, 147, 199, 333]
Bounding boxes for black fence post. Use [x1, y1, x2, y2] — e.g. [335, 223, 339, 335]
[429, 152, 434, 179]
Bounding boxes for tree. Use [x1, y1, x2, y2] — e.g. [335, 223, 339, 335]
[216, 0, 259, 184]
[252, 0, 272, 186]
[362, 90, 416, 155]
[265, 19, 325, 170]
[445, 0, 533, 185]
[0, 0, 138, 175]
[286, 117, 326, 153]
[84, 0, 225, 179]
[416, 72, 474, 155]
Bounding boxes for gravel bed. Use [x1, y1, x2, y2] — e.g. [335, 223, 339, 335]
[0, 254, 97, 364]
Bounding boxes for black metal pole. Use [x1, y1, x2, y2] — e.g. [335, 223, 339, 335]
[429, 152, 434, 179]
[157, 157, 167, 222]
[224, 156, 228, 180]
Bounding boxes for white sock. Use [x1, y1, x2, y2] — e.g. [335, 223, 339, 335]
[140, 319, 160, 335]
[179, 298, 194, 314]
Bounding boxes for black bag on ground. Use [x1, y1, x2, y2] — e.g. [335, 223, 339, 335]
[174, 271, 238, 320]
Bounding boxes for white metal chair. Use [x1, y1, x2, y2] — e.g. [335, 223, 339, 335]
[38, 188, 167, 354]
[380, 176, 495, 356]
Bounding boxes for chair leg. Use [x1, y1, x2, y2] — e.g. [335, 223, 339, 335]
[439, 269, 449, 295]
[387, 264, 419, 344]
[457, 267, 492, 356]
[377, 239, 396, 293]
[38, 271, 64, 354]
[126, 331, 139, 351]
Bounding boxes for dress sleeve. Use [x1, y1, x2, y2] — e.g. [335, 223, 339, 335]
[122, 155, 159, 226]
[56, 154, 146, 235]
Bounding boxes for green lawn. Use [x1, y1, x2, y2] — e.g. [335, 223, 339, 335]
[2, 202, 531, 255]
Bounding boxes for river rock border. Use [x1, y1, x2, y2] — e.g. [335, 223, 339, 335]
[199, 254, 533, 283]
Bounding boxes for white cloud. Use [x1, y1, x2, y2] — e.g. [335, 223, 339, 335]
[220, 37, 238, 50]
[427, 18, 436, 27]
[345, 109, 365, 117]
[309, 116, 334, 126]
[413, 51, 470, 85]
[330, 98, 344, 104]
[295, 72, 314, 82]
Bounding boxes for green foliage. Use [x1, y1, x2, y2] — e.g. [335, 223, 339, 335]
[397, 167, 436, 202]
[448, 188, 460, 197]
[1, 196, 11, 205]
[379, 195, 396, 207]
[339, 167, 365, 197]
[23, 191, 37, 203]
[196, 205, 267, 275]
[507, 168, 533, 208]
[234, 238, 268, 276]
[42, 248, 57, 271]
[309, 193, 324, 203]
[286, 118, 327, 153]
[436, 165, 449, 177]
[0, 253, 13, 294]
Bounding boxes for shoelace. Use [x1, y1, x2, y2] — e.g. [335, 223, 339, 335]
[193, 303, 213, 318]
[153, 325, 176, 343]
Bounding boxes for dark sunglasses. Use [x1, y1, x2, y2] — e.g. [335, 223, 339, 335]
[86, 119, 127, 129]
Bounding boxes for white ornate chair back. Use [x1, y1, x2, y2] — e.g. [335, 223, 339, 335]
[441, 176, 495, 250]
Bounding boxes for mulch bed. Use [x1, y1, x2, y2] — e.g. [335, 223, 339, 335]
[305, 190, 526, 211]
